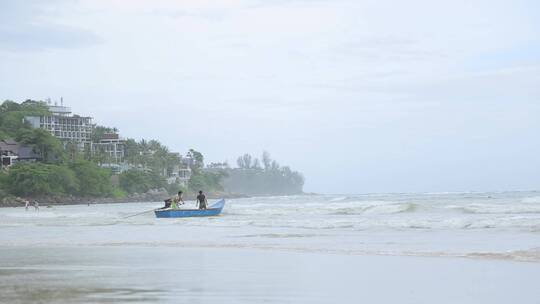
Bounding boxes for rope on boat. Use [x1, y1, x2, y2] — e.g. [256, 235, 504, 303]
[122, 209, 156, 219]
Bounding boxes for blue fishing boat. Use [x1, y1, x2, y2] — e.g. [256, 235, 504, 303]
[154, 199, 225, 218]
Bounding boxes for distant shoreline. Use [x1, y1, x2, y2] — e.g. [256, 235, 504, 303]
[0, 192, 313, 208]
[0, 191, 250, 208]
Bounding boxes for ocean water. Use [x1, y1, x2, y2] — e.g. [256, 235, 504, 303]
[1, 191, 540, 303]
[2, 191, 539, 260]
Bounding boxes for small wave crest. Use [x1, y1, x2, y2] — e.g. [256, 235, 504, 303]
[363, 203, 419, 215]
[458, 204, 540, 214]
[522, 196, 540, 204]
[329, 202, 420, 215]
[329, 196, 349, 202]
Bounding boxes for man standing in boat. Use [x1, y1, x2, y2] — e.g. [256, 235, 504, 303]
[197, 191, 207, 209]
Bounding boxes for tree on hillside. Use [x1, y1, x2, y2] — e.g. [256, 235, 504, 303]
[124, 138, 183, 177]
[262, 151, 271, 170]
[91, 144, 111, 165]
[119, 169, 166, 194]
[91, 125, 115, 142]
[189, 170, 227, 192]
[0, 100, 50, 137]
[124, 138, 141, 164]
[0, 100, 21, 113]
[147, 140, 169, 174]
[65, 141, 82, 162]
[188, 149, 204, 168]
[0, 130, 8, 140]
[20, 100, 50, 115]
[16, 128, 65, 162]
[237, 153, 253, 169]
[69, 161, 113, 197]
[253, 158, 261, 170]
[6, 163, 79, 196]
[270, 160, 280, 171]
[164, 152, 182, 176]
[0, 170, 7, 192]
[184, 149, 227, 192]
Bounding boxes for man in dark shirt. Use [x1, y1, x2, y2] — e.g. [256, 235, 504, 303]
[196, 191, 207, 209]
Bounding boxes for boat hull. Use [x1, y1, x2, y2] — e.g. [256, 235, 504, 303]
[154, 199, 225, 218]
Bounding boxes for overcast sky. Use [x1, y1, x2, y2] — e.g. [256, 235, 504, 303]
[1, 0, 539, 193]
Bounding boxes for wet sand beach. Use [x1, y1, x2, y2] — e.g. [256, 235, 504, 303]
[1, 246, 540, 304]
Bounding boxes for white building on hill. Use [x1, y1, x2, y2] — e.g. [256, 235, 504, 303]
[91, 133, 126, 164]
[24, 100, 93, 150]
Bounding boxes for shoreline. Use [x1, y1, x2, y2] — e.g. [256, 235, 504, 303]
[0, 191, 250, 208]
[0, 191, 310, 208]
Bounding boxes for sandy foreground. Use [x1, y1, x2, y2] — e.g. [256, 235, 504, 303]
[1, 246, 539, 304]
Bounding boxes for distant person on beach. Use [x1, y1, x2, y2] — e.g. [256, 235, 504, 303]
[33, 201, 39, 211]
[197, 191, 207, 209]
[25, 200, 29, 211]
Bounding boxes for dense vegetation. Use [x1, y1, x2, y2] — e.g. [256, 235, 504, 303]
[118, 169, 166, 194]
[0, 100, 51, 139]
[69, 161, 114, 196]
[6, 162, 80, 196]
[0, 170, 8, 198]
[124, 139, 181, 176]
